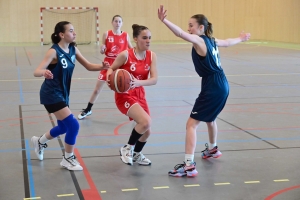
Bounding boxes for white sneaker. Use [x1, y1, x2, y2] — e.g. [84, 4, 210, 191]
[120, 145, 133, 165]
[60, 155, 83, 171]
[133, 152, 152, 166]
[31, 136, 47, 161]
[78, 109, 92, 120]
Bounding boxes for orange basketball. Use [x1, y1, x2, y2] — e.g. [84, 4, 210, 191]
[109, 69, 131, 93]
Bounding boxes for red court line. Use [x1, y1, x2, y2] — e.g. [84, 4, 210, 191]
[74, 148, 102, 200]
[114, 121, 131, 135]
[265, 185, 300, 200]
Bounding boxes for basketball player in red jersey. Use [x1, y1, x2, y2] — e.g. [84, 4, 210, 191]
[78, 15, 133, 119]
[107, 24, 158, 166]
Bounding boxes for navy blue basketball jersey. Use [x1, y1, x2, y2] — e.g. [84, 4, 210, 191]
[190, 35, 229, 122]
[40, 44, 76, 105]
[191, 35, 222, 77]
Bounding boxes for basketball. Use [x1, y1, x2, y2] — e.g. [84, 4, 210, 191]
[109, 69, 131, 93]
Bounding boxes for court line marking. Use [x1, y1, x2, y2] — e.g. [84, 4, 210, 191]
[121, 188, 138, 192]
[245, 181, 260, 184]
[184, 184, 200, 187]
[274, 179, 289, 182]
[57, 193, 75, 197]
[214, 182, 231, 185]
[24, 179, 293, 198]
[153, 186, 169, 189]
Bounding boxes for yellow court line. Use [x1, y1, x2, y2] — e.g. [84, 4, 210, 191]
[214, 182, 231, 186]
[274, 179, 289, 182]
[57, 193, 74, 197]
[153, 186, 169, 189]
[245, 181, 260, 184]
[184, 184, 200, 187]
[100, 191, 107, 193]
[24, 197, 41, 200]
[122, 188, 138, 192]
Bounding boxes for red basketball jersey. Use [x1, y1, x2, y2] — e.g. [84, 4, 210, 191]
[105, 30, 129, 58]
[121, 48, 152, 80]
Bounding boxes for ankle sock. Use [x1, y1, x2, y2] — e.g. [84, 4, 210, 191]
[185, 154, 194, 166]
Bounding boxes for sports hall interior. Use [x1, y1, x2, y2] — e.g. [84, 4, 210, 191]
[1, 0, 300, 200]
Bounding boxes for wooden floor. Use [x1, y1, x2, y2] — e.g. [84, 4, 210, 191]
[0, 42, 300, 200]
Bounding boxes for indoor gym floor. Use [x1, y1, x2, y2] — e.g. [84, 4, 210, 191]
[0, 42, 300, 200]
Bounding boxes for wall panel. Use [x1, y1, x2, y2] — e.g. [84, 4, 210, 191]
[0, 0, 299, 44]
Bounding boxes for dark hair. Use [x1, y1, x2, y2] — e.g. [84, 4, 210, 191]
[112, 15, 122, 22]
[191, 14, 213, 39]
[51, 21, 76, 46]
[132, 24, 149, 38]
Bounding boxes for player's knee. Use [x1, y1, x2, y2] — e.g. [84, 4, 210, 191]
[206, 121, 214, 128]
[57, 120, 68, 134]
[50, 120, 67, 137]
[139, 118, 151, 131]
[62, 114, 80, 145]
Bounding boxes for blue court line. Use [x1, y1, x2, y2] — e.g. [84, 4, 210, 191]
[2, 136, 300, 153]
[17, 67, 24, 103]
[25, 139, 36, 197]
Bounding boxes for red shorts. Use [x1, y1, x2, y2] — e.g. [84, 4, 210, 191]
[115, 87, 150, 120]
[98, 57, 116, 81]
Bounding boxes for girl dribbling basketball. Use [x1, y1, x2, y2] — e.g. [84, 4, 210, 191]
[106, 24, 158, 166]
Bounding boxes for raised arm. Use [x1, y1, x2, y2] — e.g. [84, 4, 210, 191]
[75, 47, 109, 71]
[216, 31, 251, 47]
[157, 5, 203, 45]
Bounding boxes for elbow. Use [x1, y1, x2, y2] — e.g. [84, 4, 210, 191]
[175, 31, 183, 38]
[153, 78, 158, 85]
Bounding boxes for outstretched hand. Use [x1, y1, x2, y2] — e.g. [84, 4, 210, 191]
[102, 61, 110, 70]
[239, 31, 251, 42]
[158, 5, 167, 22]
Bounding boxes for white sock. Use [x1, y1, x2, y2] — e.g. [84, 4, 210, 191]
[185, 154, 194, 166]
[209, 143, 217, 149]
[39, 134, 49, 144]
[65, 152, 74, 158]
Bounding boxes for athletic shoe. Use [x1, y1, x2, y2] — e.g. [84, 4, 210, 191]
[77, 109, 92, 120]
[201, 143, 222, 159]
[168, 162, 198, 177]
[31, 136, 48, 161]
[60, 155, 83, 171]
[133, 152, 151, 166]
[120, 145, 133, 165]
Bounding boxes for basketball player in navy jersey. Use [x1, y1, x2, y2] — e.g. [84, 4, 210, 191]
[158, 5, 250, 177]
[31, 21, 109, 170]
